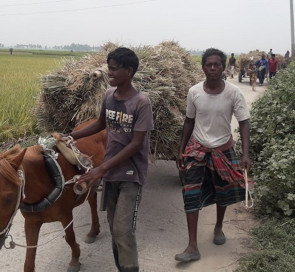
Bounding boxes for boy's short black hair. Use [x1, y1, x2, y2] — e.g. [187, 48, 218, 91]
[202, 48, 227, 69]
[107, 47, 139, 76]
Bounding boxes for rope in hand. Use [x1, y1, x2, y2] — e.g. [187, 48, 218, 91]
[243, 169, 254, 209]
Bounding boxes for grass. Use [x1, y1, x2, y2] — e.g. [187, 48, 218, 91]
[234, 218, 295, 272]
[0, 51, 89, 142]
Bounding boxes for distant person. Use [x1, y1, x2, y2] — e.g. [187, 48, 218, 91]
[268, 54, 278, 79]
[64, 47, 154, 272]
[284, 50, 290, 64]
[227, 53, 236, 78]
[175, 48, 251, 263]
[267, 49, 273, 60]
[255, 54, 268, 86]
[9, 48, 13, 55]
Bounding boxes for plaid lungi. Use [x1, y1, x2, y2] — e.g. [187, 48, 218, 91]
[182, 139, 246, 212]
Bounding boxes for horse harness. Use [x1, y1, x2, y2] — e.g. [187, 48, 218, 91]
[0, 136, 94, 250]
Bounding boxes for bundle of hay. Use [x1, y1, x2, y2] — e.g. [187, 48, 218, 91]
[238, 50, 266, 70]
[34, 41, 205, 160]
[35, 54, 109, 132]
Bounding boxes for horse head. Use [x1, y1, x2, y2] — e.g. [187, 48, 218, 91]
[0, 144, 27, 249]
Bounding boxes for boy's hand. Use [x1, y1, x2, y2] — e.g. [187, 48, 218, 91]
[241, 154, 251, 173]
[75, 166, 107, 189]
[176, 154, 185, 171]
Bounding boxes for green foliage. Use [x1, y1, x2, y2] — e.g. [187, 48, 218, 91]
[235, 218, 295, 272]
[254, 137, 295, 216]
[247, 62, 295, 217]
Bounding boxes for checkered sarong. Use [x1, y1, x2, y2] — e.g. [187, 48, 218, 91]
[182, 137, 246, 212]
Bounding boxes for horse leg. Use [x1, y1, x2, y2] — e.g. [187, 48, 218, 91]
[61, 216, 81, 272]
[85, 191, 100, 244]
[252, 77, 256, 91]
[24, 220, 42, 272]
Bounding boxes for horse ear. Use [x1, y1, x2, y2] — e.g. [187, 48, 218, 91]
[11, 147, 27, 169]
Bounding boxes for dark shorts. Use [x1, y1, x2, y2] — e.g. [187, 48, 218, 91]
[182, 148, 246, 212]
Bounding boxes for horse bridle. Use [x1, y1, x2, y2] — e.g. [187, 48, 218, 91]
[0, 169, 25, 250]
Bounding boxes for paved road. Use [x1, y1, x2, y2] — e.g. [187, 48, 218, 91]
[1, 76, 264, 272]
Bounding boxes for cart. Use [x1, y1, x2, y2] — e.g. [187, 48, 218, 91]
[238, 58, 252, 83]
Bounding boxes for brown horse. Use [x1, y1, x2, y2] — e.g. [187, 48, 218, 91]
[0, 120, 106, 272]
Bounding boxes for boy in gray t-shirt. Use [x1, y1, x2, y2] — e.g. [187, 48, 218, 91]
[68, 47, 154, 272]
[101, 86, 153, 185]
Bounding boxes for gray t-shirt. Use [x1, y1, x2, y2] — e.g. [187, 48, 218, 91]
[186, 81, 250, 148]
[100, 87, 154, 185]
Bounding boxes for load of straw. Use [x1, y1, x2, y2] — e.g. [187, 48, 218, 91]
[275, 54, 288, 69]
[34, 41, 205, 160]
[238, 50, 266, 70]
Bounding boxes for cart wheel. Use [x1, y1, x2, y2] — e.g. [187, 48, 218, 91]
[238, 71, 242, 82]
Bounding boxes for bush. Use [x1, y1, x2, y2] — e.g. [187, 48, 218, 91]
[255, 137, 295, 216]
[247, 63, 295, 217]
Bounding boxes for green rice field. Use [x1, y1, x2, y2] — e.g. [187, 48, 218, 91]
[0, 50, 87, 142]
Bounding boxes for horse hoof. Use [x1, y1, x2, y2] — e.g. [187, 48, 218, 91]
[67, 264, 81, 272]
[84, 235, 97, 244]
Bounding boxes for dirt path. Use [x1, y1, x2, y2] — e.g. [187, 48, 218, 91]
[1, 76, 265, 272]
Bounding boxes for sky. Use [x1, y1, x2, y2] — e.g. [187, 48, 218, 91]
[0, 0, 293, 55]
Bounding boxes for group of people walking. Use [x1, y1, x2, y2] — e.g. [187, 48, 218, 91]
[228, 49, 282, 86]
[62, 47, 250, 271]
[254, 49, 278, 86]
